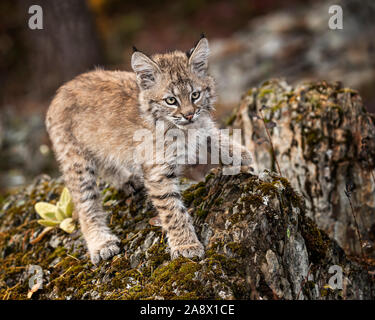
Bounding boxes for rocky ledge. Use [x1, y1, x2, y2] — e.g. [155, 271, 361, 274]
[0, 168, 373, 300]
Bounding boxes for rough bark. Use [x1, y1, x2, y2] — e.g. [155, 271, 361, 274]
[231, 79, 375, 258]
[0, 169, 373, 300]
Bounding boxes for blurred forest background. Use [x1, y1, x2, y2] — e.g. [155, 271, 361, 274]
[1, 0, 375, 193]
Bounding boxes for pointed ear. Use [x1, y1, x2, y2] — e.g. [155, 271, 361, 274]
[188, 37, 210, 77]
[131, 51, 161, 90]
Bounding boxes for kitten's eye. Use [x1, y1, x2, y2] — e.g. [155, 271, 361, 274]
[165, 97, 177, 105]
[191, 91, 200, 100]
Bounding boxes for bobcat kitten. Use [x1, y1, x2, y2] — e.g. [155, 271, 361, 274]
[46, 36, 252, 264]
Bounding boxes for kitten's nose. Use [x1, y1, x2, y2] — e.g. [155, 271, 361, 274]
[184, 112, 194, 121]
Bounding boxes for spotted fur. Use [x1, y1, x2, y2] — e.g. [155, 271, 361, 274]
[46, 37, 252, 264]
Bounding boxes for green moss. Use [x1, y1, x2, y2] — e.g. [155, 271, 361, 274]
[256, 182, 278, 197]
[241, 194, 263, 207]
[196, 208, 208, 218]
[205, 172, 215, 183]
[275, 177, 303, 208]
[259, 88, 274, 99]
[206, 252, 242, 278]
[0, 177, 162, 300]
[194, 186, 207, 199]
[138, 257, 204, 299]
[300, 216, 330, 264]
[182, 190, 194, 204]
[270, 101, 283, 113]
[205, 238, 243, 280]
[226, 242, 247, 257]
[309, 95, 321, 109]
[182, 181, 208, 209]
[47, 246, 67, 260]
[228, 212, 240, 224]
[146, 243, 170, 271]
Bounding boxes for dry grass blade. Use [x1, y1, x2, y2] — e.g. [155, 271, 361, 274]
[29, 227, 54, 245]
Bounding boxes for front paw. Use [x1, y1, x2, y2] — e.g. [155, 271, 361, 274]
[87, 232, 120, 265]
[170, 241, 205, 260]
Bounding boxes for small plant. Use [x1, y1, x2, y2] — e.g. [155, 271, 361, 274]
[34, 187, 75, 233]
[250, 104, 282, 176]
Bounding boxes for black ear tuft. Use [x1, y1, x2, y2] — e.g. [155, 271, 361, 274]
[185, 48, 194, 58]
[186, 33, 207, 58]
[132, 46, 138, 52]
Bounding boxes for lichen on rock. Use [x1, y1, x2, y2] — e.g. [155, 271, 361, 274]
[0, 167, 373, 299]
[232, 79, 375, 258]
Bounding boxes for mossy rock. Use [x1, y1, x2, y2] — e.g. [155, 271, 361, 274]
[0, 169, 373, 300]
[232, 79, 375, 260]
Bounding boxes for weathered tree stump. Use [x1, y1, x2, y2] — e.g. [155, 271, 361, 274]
[231, 79, 375, 258]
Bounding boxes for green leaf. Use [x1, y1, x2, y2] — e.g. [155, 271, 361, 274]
[59, 187, 71, 206]
[287, 228, 291, 239]
[57, 187, 74, 218]
[55, 205, 66, 221]
[37, 219, 60, 227]
[65, 199, 74, 217]
[34, 202, 58, 221]
[59, 218, 75, 234]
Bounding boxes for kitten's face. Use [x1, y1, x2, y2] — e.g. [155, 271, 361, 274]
[131, 37, 216, 127]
